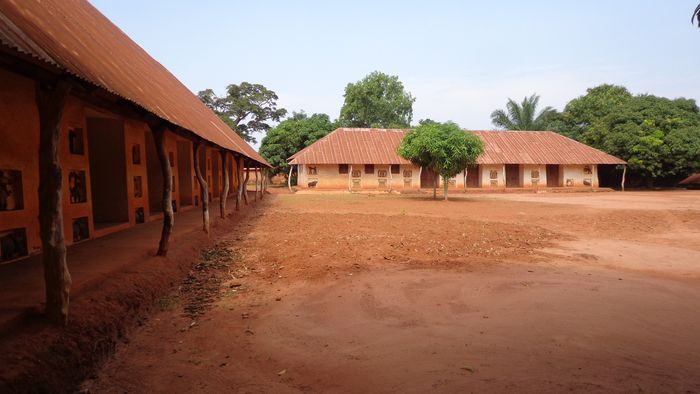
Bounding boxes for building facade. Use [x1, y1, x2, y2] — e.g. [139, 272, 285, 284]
[0, 0, 268, 265]
[288, 128, 625, 191]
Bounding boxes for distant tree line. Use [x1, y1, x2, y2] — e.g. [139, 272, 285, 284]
[202, 0, 700, 185]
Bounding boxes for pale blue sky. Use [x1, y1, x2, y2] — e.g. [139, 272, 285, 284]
[91, 1, 700, 147]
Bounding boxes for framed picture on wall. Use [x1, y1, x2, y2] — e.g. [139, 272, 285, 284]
[0, 228, 28, 262]
[72, 217, 89, 243]
[134, 176, 143, 198]
[132, 144, 141, 164]
[68, 170, 87, 204]
[68, 127, 84, 155]
[0, 169, 24, 211]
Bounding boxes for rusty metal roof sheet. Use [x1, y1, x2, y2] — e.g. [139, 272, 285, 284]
[289, 128, 626, 165]
[472, 130, 626, 165]
[679, 173, 700, 185]
[0, 0, 268, 166]
[289, 128, 412, 165]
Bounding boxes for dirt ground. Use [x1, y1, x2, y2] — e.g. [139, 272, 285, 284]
[84, 190, 700, 393]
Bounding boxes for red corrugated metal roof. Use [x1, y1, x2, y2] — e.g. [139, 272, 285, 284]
[289, 128, 412, 165]
[472, 130, 626, 165]
[679, 173, 700, 185]
[289, 128, 626, 165]
[0, 0, 269, 166]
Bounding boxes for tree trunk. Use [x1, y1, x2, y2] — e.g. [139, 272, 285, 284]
[193, 142, 209, 233]
[235, 155, 243, 211]
[152, 125, 174, 255]
[260, 168, 265, 200]
[36, 80, 72, 325]
[243, 161, 250, 205]
[220, 150, 229, 218]
[443, 175, 449, 201]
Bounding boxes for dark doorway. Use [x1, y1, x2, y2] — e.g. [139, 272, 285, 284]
[466, 165, 480, 188]
[505, 164, 520, 188]
[546, 164, 560, 187]
[86, 118, 129, 229]
[145, 130, 162, 215]
[176, 141, 193, 206]
[420, 167, 438, 188]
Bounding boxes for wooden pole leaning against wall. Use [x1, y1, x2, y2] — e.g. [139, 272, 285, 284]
[220, 150, 229, 218]
[151, 124, 174, 256]
[36, 79, 72, 325]
[193, 141, 210, 233]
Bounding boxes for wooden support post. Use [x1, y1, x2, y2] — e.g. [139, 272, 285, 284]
[243, 161, 250, 205]
[348, 165, 352, 192]
[37, 79, 72, 325]
[621, 165, 627, 191]
[193, 141, 209, 233]
[152, 125, 174, 255]
[220, 150, 229, 218]
[254, 165, 259, 201]
[236, 155, 244, 210]
[288, 164, 294, 193]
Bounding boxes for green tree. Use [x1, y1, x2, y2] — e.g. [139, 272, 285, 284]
[198, 82, 287, 143]
[552, 85, 700, 187]
[339, 71, 415, 128]
[259, 112, 337, 175]
[398, 122, 483, 200]
[490, 94, 556, 131]
[554, 84, 632, 141]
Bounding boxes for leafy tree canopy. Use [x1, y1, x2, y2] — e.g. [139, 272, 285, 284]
[198, 82, 287, 143]
[398, 122, 484, 200]
[259, 112, 338, 175]
[550, 84, 700, 185]
[339, 71, 415, 128]
[490, 94, 556, 131]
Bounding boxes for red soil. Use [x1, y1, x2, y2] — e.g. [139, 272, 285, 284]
[82, 190, 700, 393]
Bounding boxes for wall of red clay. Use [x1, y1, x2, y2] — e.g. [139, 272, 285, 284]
[0, 68, 237, 263]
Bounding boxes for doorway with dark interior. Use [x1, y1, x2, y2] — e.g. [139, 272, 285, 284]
[505, 164, 520, 188]
[420, 167, 438, 189]
[145, 130, 162, 216]
[86, 117, 129, 230]
[176, 141, 193, 207]
[546, 164, 561, 187]
[466, 164, 480, 188]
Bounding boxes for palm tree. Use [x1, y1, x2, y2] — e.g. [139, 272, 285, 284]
[490, 94, 555, 130]
[693, 3, 700, 27]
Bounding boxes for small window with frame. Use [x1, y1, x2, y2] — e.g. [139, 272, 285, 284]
[308, 166, 317, 175]
[378, 169, 387, 178]
[339, 164, 349, 174]
[364, 164, 374, 174]
[391, 164, 400, 174]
